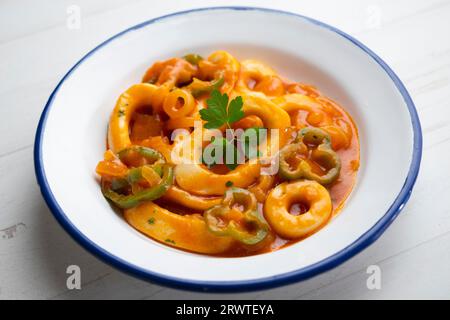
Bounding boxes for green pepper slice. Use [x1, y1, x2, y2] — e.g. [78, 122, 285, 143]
[204, 188, 269, 245]
[279, 127, 341, 185]
[118, 146, 164, 166]
[125, 162, 164, 184]
[186, 77, 224, 98]
[101, 164, 173, 209]
[183, 53, 204, 66]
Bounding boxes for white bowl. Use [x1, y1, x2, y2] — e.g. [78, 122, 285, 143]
[34, 7, 422, 292]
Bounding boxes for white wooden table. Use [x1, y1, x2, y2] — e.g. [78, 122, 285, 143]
[1, 0, 449, 300]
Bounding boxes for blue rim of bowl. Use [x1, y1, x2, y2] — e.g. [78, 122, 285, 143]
[34, 6, 422, 293]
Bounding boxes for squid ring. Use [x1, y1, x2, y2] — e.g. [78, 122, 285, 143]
[248, 174, 275, 203]
[108, 83, 159, 153]
[166, 116, 197, 130]
[175, 162, 261, 196]
[242, 93, 291, 129]
[236, 59, 277, 94]
[162, 88, 195, 119]
[273, 93, 325, 113]
[172, 125, 262, 196]
[125, 202, 234, 254]
[174, 94, 289, 196]
[198, 50, 240, 94]
[264, 180, 332, 239]
[273, 94, 352, 149]
[162, 185, 222, 211]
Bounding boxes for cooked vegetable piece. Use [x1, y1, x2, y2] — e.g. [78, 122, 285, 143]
[187, 77, 224, 98]
[101, 164, 173, 209]
[95, 159, 128, 178]
[118, 146, 164, 167]
[204, 188, 269, 245]
[183, 53, 203, 66]
[279, 127, 341, 184]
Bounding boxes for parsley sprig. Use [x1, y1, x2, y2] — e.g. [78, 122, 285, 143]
[199, 90, 244, 129]
[199, 90, 265, 171]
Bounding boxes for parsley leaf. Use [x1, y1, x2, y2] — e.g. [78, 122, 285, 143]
[199, 89, 244, 129]
[228, 96, 244, 123]
[201, 126, 266, 171]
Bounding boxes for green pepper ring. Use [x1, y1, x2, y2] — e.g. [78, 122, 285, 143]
[279, 127, 341, 185]
[204, 188, 270, 245]
[101, 146, 172, 209]
[101, 164, 173, 209]
[117, 145, 164, 166]
[189, 77, 224, 98]
[183, 53, 204, 66]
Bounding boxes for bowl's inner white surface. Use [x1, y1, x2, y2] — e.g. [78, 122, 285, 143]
[41, 9, 413, 282]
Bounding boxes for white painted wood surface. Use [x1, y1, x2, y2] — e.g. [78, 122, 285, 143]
[0, 0, 449, 300]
